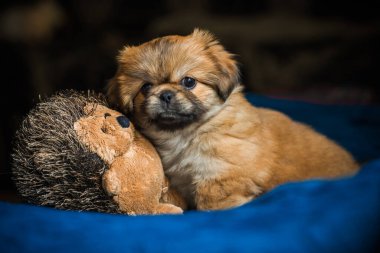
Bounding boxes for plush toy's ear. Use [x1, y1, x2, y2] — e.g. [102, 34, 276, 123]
[191, 29, 240, 100]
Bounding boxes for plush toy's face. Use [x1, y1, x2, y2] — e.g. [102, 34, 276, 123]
[74, 102, 185, 215]
[74, 103, 135, 164]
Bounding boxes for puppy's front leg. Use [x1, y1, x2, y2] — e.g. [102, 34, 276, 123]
[160, 177, 188, 210]
[195, 176, 263, 211]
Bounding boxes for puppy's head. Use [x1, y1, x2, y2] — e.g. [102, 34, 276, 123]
[107, 29, 240, 131]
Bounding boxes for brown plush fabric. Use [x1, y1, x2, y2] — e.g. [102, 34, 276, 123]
[74, 103, 183, 215]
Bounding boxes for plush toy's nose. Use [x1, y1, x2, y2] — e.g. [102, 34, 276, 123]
[116, 116, 130, 128]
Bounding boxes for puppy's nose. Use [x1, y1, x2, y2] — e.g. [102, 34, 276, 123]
[160, 90, 174, 104]
[116, 116, 130, 128]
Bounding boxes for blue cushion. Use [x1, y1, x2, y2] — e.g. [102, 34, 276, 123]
[1, 94, 379, 253]
[1, 160, 379, 253]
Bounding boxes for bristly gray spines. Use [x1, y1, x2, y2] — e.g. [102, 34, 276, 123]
[12, 90, 120, 213]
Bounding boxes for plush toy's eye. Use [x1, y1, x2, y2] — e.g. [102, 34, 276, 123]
[141, 82, 153, 95]
[116, 116, 130, 128]
[180, 77, 196, 90]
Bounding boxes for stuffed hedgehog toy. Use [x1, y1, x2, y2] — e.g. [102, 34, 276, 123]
[12, 90, 185, 215]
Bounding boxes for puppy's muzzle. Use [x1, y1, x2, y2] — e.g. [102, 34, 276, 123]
[159, 90, 175, 106]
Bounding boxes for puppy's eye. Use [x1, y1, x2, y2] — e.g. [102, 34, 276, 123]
[180, 77, 196, 90]
[141, 82, 153, 95]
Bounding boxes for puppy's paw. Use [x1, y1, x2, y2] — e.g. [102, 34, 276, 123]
[155, 203, 183, 215]
[195, 178, 262, 210]
[197, 194, 254, 211]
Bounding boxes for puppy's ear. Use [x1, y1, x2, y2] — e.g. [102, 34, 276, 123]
[191, 29, 240, 100]
[106, 68, 134, 114]
[106, 46, 139, 114]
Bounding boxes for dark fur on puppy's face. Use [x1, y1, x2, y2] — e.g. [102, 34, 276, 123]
[107, 29, 240, 131]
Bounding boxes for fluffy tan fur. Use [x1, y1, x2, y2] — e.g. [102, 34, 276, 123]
[74, 103, 185, 214]
[107, 29, 359, 210]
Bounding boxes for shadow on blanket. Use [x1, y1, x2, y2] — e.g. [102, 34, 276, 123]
[1, 93, 379, 253]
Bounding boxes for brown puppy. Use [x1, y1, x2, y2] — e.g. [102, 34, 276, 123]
[107, 29, 359, 210]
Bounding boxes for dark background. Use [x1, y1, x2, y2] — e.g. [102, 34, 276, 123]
[1, 0, 379, 199]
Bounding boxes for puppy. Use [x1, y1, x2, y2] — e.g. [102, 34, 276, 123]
[107, 29, 359, 210]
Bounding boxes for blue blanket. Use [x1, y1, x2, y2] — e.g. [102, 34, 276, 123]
[1, 94, 379, 253]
